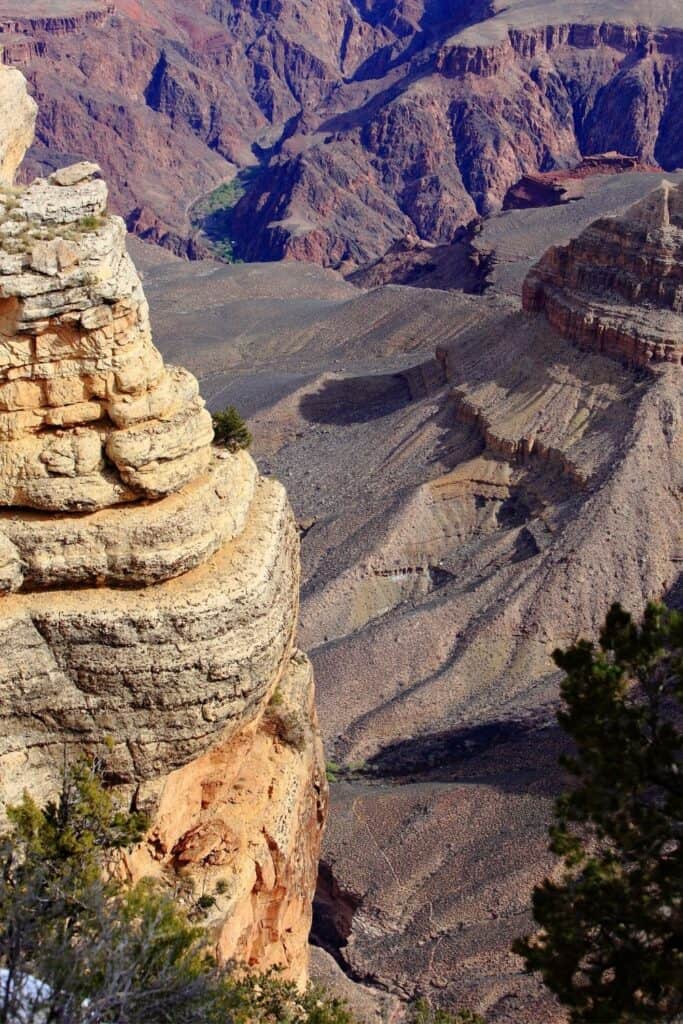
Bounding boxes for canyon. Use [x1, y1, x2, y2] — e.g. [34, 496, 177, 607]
[133, 163, 682, 1019]
[0, 63, 326, 986]
[0, 0, 682, 267]
[0, 1, 681, 1020]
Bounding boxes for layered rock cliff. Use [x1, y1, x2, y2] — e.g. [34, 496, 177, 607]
[2, 0, 683, 265]
[523, 180, 683, 368]
[0, 64, 326, 984]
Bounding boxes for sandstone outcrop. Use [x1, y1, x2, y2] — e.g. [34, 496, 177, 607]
[523, 180, 683, 368]
[0, 64, 325, 983]
[0, 63, 36, 186]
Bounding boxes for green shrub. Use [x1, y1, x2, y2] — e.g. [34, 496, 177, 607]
[0, 759, 359, 1024]
[264, 703, 307, 753]
[77, 214, 103, 232]
[269, 685, 284, 707]
[212, 405, 253, 451]
[409, 997, 485, 1024]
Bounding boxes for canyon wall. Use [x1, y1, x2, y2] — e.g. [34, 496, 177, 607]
[1, 1, 682, 265]
[0, 63, 326, 984]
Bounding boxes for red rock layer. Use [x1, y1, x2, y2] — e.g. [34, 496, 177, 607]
[1, 3, 683, 264]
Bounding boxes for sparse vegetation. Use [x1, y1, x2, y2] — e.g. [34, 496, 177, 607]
[212, 405, 253, 451]
[0, 760, 360, 1024]
[514, 603, 683, 1024]
[408, 998, 485, 1024]
[264, 700, 307, 753]
[77, 214, 103, 232]
[190, 168, 259, 263]
[325, 760, 342, 783]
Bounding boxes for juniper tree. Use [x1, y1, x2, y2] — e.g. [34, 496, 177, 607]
[0, 760, 356, 1024]
[514, 603, 683, 1023]
[212, 406, 252, 452]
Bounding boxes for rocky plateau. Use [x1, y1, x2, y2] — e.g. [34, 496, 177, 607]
[0, 63, 327, 986]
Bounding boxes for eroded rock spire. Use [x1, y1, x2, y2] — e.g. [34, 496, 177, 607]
[523, 179, 683, 367]
[0, 65, 326, 985]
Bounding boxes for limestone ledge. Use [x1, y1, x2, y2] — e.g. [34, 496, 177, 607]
[0, 473, 300, 810]
[524, 282, 683, 368]
[0, 450, 258, 592]
[127, 651, 327, 985]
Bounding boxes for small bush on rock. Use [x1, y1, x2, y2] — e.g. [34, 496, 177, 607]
[409, 997, 485, 1024]
[212, 405, 253, 452]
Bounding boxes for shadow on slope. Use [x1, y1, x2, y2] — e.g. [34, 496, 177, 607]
[299, 372, 413, 426]
[363, 715, 566, 784]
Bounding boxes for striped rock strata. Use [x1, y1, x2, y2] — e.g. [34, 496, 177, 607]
[0, 66, 325, 984]
[523, 180, 683, 369]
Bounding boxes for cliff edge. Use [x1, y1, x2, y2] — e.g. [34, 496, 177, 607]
[0, 64, 326, 985]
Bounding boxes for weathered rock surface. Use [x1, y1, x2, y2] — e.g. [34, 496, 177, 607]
[0, 165, 214, 510]
[523, 180, 683, 368]
[0, 450, 257, 590]
[0, 64, 326, 985]
[0, 472, 300, 802]
[0, 63, 36, 186]
[127, 651, 327, 987]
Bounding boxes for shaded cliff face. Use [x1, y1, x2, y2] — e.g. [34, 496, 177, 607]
[2, 0, 683, 264]
[0, 64, 326, 985]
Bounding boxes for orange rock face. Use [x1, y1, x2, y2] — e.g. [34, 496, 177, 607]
[127, 652, 327, 985]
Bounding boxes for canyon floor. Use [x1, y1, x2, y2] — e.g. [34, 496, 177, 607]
[136, 167, 683, 1021]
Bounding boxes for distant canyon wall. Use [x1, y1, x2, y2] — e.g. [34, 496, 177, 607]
[1, 2, 682, 265]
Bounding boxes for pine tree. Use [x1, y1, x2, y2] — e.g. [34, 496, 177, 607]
[514, 603, 683, 1023]
[0, 760, 356, 1024]
[212, 406, 252, 452]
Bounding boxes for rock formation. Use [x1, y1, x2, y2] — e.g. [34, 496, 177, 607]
[0, 64, 36, 187]
[0, 64, 326, 984]
[523, 181, 683, 368]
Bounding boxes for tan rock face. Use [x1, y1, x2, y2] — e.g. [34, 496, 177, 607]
[127, 652, 328, 987]
[523, 180, 683, 368]
[0, 474, 300, 800]
[0, 166, 214, 510]
[0, 64, 326, 985]
[0, 65, 36, 187]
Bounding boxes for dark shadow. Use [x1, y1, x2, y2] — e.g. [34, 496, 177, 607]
[299, 372, 412, 426]
[363, 715, 569, 790]
[664, 572, 683, 611]
[311, 861, 362, 965]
